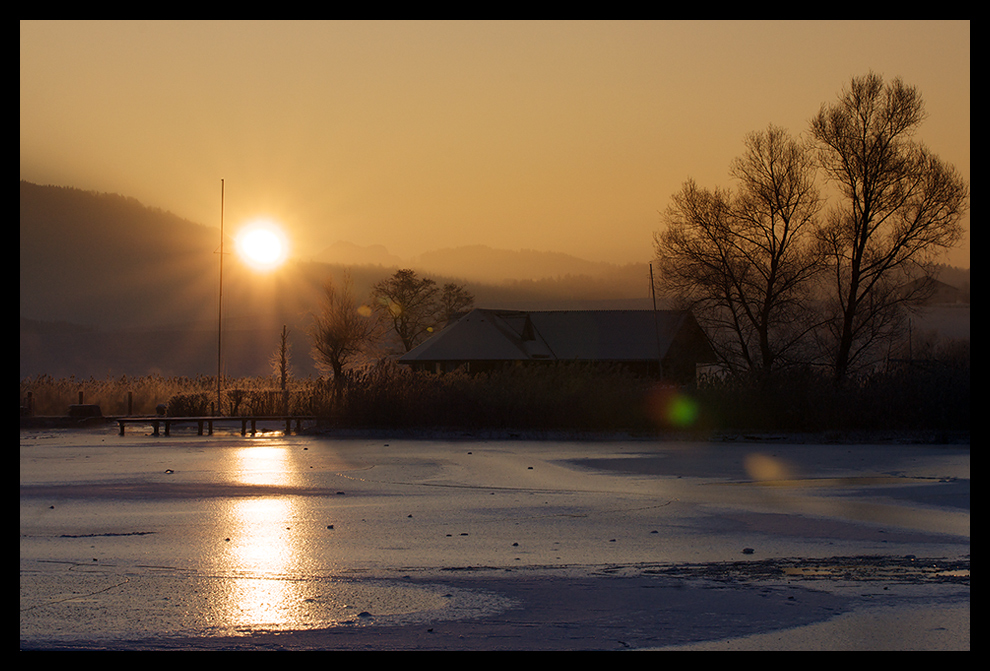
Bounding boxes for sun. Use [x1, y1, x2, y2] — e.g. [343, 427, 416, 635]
[236, 221, 289, 270]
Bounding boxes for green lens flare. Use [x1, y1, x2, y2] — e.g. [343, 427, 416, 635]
[666, 395, 699, 427]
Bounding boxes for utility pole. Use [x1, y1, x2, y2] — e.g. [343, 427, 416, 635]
[650, 264, 663, 380]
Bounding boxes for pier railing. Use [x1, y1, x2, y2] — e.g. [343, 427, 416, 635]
[114, 415, 318, 437]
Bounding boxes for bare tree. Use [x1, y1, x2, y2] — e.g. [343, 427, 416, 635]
[372, 269, 474, 352]
[310, 272, 383, 383]
[810, 72, 969, 380]
[654, 125, 823, 377]
[438, 282, 475, 323]
[654, 181, 741, 368]
[270, 324, 292, 415]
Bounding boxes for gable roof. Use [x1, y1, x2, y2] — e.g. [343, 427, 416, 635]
[398, 308, 714, 365]
[897, 277, 965, 305]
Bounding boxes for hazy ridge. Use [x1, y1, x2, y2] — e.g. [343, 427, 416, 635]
[20, 181, 655, 378]
[312, 239, 648, 285]
[18, 181, 969, 380]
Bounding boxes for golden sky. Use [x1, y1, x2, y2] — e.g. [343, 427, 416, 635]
[20, 20, 970, 267]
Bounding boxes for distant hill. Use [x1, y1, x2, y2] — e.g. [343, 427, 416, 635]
[20, 182, 339, 377]
[20, 181, 222, 329]
[19, 182, 653, 378]
[311, 240, 403, 268]
[311, 240, 644, 286]
[21, 180, 967, 379]
[410, 245, 618, 283]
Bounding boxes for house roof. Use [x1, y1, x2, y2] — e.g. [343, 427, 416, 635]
[398, 308, 713, 364]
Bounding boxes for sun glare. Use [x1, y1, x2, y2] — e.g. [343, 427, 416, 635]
[236, 221, 288, 270]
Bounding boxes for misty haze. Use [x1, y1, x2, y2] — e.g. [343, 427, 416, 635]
[21, 21, 968, 652]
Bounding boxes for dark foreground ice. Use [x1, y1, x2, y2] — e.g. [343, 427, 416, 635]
[20, 424, 969, 650]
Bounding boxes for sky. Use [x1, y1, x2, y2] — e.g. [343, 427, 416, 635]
[20, 20, 971, 268]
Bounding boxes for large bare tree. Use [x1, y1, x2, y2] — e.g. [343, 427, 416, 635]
[654, 125, 823, 377]
[810, 72, 969, 380]
[309, 272, 383, 383]
[372, 269, 474, 352]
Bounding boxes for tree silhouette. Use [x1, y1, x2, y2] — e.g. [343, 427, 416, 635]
[270, 324, 292, 415]
[811, 72, 969, 380]
[372, 269, 474, 352]
[309, 272, 383, 383]
[655, 75, 968, 383]
[654, 125, 823, 377]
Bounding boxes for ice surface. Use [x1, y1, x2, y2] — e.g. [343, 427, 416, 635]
[20, 426, 969, 650]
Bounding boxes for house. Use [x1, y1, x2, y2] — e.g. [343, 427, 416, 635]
[397, 308, 717, 385]
[899, 277, 966, 305]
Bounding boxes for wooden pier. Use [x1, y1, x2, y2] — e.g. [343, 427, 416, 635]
[114, 416, 317, 437]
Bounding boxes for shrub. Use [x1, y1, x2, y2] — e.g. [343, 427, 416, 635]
[166, 392, 212, 417]
[315, 360, 655, 432]
[19, 356, 968, 435]
[692, 359, 970, 434]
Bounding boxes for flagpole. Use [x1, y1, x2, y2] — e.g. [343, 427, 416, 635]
[217, 179, 224, 416]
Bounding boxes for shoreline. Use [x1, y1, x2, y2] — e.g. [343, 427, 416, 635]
[19, 416, 970, 446]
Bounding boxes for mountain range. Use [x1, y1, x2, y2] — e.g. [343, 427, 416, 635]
[19, 181, 969, 381]
[19, 181, 655, 379]
[309, 240, 629, 285]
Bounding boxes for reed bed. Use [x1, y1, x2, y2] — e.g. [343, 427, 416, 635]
[19, 374, 315, 418]
[20, 354, 968, 436]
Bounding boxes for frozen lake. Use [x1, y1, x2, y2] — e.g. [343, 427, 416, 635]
[20, 423, 969, 650]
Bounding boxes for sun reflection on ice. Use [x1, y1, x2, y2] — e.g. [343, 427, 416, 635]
[215, 443, 307, 632]
[234, 443, 294, 487]
[223, 498, 306, 631]
[199, 440, 511, 634]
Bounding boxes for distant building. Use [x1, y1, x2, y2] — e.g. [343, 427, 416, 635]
[397, 308, 717, 385]
[898, 277, 966, 305]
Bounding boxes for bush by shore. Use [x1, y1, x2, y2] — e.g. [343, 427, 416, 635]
[19, 356, 968, 438]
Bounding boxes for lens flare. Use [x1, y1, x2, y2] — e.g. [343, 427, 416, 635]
[744, 453, 795, 482]
[647, 387, 700, 429]
[666, 394, 699, 427]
